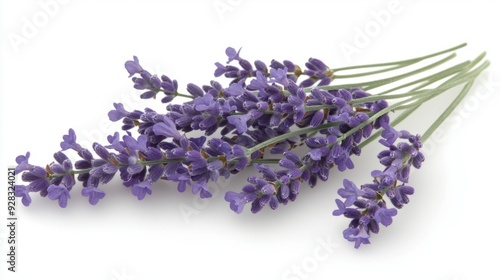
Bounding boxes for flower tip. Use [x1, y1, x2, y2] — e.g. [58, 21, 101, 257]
[125, 56, 143, 77]
[225, 47, 242, 63]
[15, 152, 33, 174]
[224, 191, 236, 202]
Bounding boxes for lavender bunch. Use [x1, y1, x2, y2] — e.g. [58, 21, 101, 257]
[13, 44, 489, 248]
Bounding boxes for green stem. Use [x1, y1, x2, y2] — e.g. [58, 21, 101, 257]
[50, 158, 187, 179]
[421, 80, 475, 143]
[246, 121, 340, 155]
[356, 63, 464, 149]
[333, 64, 412, 79]
[176, 92, 195, 99]
[332, 43, 467, 71]
[309, 53, 457, 93]
[250, 158, 281, 164]
[376, 61, 470, 96]
[156, 89, 195, 99]
[360, 57, 489, 148]
[363, 53, 457, 91]
[353, 59, 490, 107]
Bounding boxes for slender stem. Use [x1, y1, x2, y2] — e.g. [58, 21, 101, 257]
[333, 64, 411, 79]
[50, 158, 187, 179]
[359, 58, 489, 148]
[303, 105, 330, 112]
[351, 89, 434, 105]
[358, 67, 453, 149]
[355, 60, 489, 107]
[71, 168, 92, 175]
[363, 53, 457, 91]
[250, 158, 281, 164]
[310, 53, 457, 93]
[332, 43, 467, 71]
[420, 79, 477, 143]
[421, 82, 474, 143]
[49, 168, 92, 179]
[246, 121, 340, 155]
[392, 54, 485, 111]
[176, 92, 195, 99]
[376, 61, 470, 96]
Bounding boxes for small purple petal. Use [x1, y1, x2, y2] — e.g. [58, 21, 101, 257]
[81, 187, 106, 205]
[153, 117, 182, 140]
[47, 185, 71, 208]
[131, 181, 152, 200]
[225, 47, 241, 63]
[15, 185, 32, 206]
[227, 114, 250, 134]
[60, 129, 82, 152]
[332, 199, 346, 216]
[125, 56, 143, 77]
[374, 207, 398, 226]
[15, 152, 33, 174]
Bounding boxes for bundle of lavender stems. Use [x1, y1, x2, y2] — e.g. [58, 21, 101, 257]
[13, 43, 489, 248]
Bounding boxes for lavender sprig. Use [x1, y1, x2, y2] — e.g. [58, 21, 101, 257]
[333, 122, 423, 248]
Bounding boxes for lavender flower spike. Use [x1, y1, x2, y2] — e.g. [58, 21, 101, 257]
[334, 124, 424, 248]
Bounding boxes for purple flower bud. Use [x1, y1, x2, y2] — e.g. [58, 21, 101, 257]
[280, 185, 290, 200]
[239, 59, 253, 72]
[269, 196, 279, 210]
[290, 180, 300, 194]
[310, 110, 325, 127]
[279, 158, 297, 169]
[254, 60, 267, 72]
[260, 184, 275, 196]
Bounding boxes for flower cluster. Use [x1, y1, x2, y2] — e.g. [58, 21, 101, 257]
[14, 47, 344, 208]
[14, 125, 251, 207]
[224, 90, 391, 213]
[333, 122, 424, 248]
[14, 44, 485, 248]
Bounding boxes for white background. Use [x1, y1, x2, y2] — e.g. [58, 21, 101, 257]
[1, 0, 499, 279]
